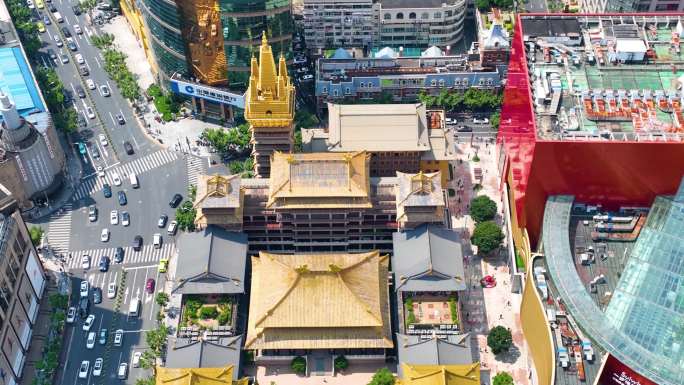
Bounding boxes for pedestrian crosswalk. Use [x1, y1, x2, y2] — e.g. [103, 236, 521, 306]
[186, 155, 206, 186]
[66, 243, 175, 270]
[73, 150, 179, 201]
[47, 203, 72, 253]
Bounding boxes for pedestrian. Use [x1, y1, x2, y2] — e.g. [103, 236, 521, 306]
[499, 314, 503, 320]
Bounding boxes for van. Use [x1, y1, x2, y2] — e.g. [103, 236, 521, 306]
[128, 298, 140, 317]
[129, 173, 139, 189]
[53, 11, 63, 23]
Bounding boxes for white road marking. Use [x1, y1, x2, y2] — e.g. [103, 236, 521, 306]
[109, 111, 117, 126]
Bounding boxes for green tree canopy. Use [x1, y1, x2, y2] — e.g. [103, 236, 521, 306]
[493, 372, 514, 385]
[368, 367, 395, 385]
[146, 325, 169, 356]
[487, 326, 513, 354]
[290, 356, 306, 374]
[175, 201, 196, 232]
[29, 226, 43, 246]
[155, 292, 169, 308]
[471, 221, 504, 254]
[470, 195, 498, 223]
[490, 111, 501, 130]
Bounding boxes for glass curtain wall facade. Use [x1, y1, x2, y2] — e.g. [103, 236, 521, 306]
[140, 0, 190, 80]
[219, 0, 293, 89]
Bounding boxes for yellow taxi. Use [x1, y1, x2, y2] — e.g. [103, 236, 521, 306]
[37, 22, 45, 33]
[35, 0, 44, 8]
[158, 258, 168, 273]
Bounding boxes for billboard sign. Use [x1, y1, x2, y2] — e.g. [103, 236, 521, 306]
[169, 79, 245, 108]
[596, 354, 659, 385]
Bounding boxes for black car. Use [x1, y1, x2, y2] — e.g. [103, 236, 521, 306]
[116, 114, 125, 125]
[78, 297, 89, 318]
[456, 126, 473, 132]
[62, 27, 71, 38]
[77, 115, 87, 128]
[75, 85, 86, 99]
[67, 40, 77, 52]
[72, 4, 82, 14]
[79, 65, 89, 76]
[92, 287, 102, 304]
[48, 4, 56, 12]
[98, 256, 110, 272]
[114, 247, 124, 263]
[169, 193, 182, 208]
[118, 191, 127, 205]
[158, 214, 168, 228]
[123, 141, 134, 155]
[47, 48, 57, 59]
[91, 146, 99, 158]
[133, 235, 142, 251]
[103, 183, 112, 198]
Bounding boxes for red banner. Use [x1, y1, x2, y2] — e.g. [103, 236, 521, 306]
[596, 355, 658, 385]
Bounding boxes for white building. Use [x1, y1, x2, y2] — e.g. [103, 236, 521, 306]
[580, 0, 684, 12]
[302, 0, 380, 51]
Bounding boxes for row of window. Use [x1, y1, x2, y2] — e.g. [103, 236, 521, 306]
[383, 9, 462, 21]
[321, 78, 495, 95]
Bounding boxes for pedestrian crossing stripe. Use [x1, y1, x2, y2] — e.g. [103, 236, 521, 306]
[67, 243, 175, 269]
[73, 150, 179, 201]
[47, 203, 72, 253]
[186, 155, 205, 186]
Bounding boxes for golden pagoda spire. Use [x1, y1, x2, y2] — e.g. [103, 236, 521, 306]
[258, 31, 277, 97]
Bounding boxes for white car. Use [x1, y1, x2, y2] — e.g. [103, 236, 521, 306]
[92, 358, 103, 376]
[132, 351, 142, 367]
[86, 107, 95, 119]
[81, 255, 91, 269]
[300, 74, 314, 81]
[66, 307, 76, 324]
[75, 54, 85, 65]
[80, 281, 89, 298]
[112, 172, 121, 186]
[78, 360, 90, 379]
[114, 329, 124, 346]
[82, 314, 95, 332]
[121, 211, 130, 227]
[110, 210, 118, 225]
[27, 0, 34, 8]
[86, 332, 96, 349]
[107, 282, 117, 299]
[100, 228, 110, 242]
[74, 24, 82, 34]
[86, 79, 95, 90]
[473, 117, 489, 124]
[167, 220, 178, 235]
[96, 166, 105, 178]
[99, 134, 108, 146]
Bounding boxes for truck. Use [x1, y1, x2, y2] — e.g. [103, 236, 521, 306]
[128, 298, 140, 317]
[582, 341, 595, 361]
[557, 347, 570, 368]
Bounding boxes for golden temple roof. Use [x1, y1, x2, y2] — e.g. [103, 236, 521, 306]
[245, 251, 393, 350]
[397, 363, 481, 385]
[266, 151, 372, 209]
[193, 174, 243, 229]
[155, 366, 248, 385]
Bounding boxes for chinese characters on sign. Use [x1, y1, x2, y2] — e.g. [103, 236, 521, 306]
[169, 79, 245, 108]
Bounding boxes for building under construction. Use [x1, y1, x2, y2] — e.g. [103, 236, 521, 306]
[193, 152, 447, 254]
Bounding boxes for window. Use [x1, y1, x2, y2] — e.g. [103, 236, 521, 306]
[455, 79, 461, 86]
[421, 12, 429, 19]
[438, 79, 445, 87]
[322, 87, 328, 94]
[344, 87, 351, 95]
[486, 79, 493, 86]
[431, 79, 437, 86]
[359, 82, 365, 88]
[396, 12, 404, 19]
[462, 78, 469, 86]
[333, 89, 339, 96]
[445, 11, 452, 17]
[384, 13, 391, 20]
[409, 12, 416, 19]
[434, 12, 442, 18]
[479, 79, 485, 85]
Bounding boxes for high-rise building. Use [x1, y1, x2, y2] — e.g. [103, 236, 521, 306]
[0, 184, 47, 384]
[245, 36, 295, 178]
[302, 0, 379, 51]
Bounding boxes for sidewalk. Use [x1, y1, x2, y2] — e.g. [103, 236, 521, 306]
[101, 17, 154, 90]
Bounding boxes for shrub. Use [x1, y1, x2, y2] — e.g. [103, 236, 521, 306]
[29, 226, 44, 246]
[218, 310, 231, 326]
[368, 367, 395, 385]
[449, 296, 459, 325]
[199, 306, 219, 320]
[291, 356, 306, 374]
[471, 221, 504, 255]
[334, 355, 349, 370]
[487, 326, 513, 354]
[470, 195, 498, 223]
[493, 372, 514, 385]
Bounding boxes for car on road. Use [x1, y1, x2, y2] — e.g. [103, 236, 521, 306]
[293, 57, 307, 65]
[48, 3, 56, 12]
[116, 114, 125, 125]
[111, 210, 119, 226]
[86, 79, 96, 90]
[158, 258, 168, 273]
[167, 220, 177, 235]
[472, 117, 489, 124]
[92, 358, 103, 377]
[77, 142, 86, 155]
[86, 332, 96, 349]
[121, 211, 130, 226]
[80, 280, 89, 297]
[78, 361, 89, 379]
[75, 85, 86, 99]
[158, 214, 168, 228]
[100, 85, 110, 97]
[169, 193, 182, 208]
[81, 255, 91, 269]
[123, 141, 134, 155]
[99, 133, 108, 146]
[74, 24, 82, 34]
[37, 22, 45, 33]
[295, 67, 308, 74]
[47, 48, 56, 59]
[61, 26, 71, 38]
[92, 287, 102, 304]
[114, 329, 124, 346]
[153, 233, 162, 249]
[77, 115, 87, 128]
[112, 172, 121, 186]
[75, 53, 84, 64]
[86, 107, 95, 119]
[107, 282, 117, 298]
[60, 54, 69, 63]
[114, 247, 124, 263]
[100, 228, 110, 242]
[300, 74, 314, 81]
[27, 0, 34, 9]
[98, 256, 110, 272]
[88, 206, 97, 222]
[82, 314, 95, 331]
[133, 235, 142, 251]
[132, 351, 142, 367]
[43, 14, 50, 25]
[96, 165, 105, 178]
[78, 297, 89, 318]
[79, 65, 89, 76]
[456, 125, 473, 132]
[103, 183, 112, 198]
[146, 278, 155, 294]
[98, 328, 108, 345]
[53, 35, 62, 47]
[117, 363, 128, 379]
[117, 191, 127, 206]
[72, 4, 82, 14]
[67, 39, 77, 51]
[66, 307, 76, 323]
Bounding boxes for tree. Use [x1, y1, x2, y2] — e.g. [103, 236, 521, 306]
[48, 294, 68, 310]
[475, 0, 491, 10]
[487, 326, 513, 354]
[470, 195, 498, 223]
[290, 356, 306, 374]
[139, 349, 157, 372]
[155, 292, 169, 308]
[334, 355, 349, 370]
[135, 377, 156, 385]
[228, 158, 254, 177]
[175, 201, 196, 232]
[294, 110, 318, 130]
[471, 221, 504, 254]
[490, 111, 501, 130]
[493, 372, 514, 385]
[29, 226, 43, 246]
[146, 325, 169, 356]
[368, 367, 395, 385]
